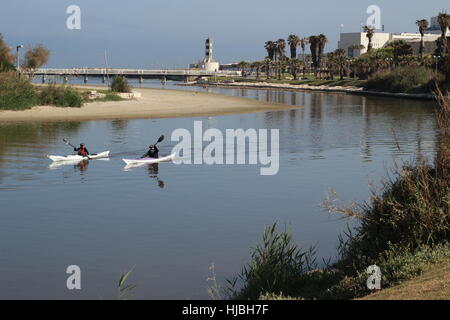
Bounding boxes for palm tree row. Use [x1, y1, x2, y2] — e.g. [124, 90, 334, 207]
[240, 12, 449, 83]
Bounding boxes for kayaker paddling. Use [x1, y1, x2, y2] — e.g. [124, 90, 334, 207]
[140, 135, 164, 159]
[141, 145, 159, 159]
[74, 143, 90, 157]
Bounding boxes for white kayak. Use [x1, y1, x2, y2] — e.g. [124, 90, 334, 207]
[47, 151, 110, 162]
[122, 153, 176, 165]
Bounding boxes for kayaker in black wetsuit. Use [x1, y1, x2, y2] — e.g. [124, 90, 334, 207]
[74, 143, 89, 157]
[141, 145, 159, 159]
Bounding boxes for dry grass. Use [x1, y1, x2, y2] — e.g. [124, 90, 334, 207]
[360, 259, 450, 300]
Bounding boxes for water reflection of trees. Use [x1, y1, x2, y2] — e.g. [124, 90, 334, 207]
[259, 90, 437, 162]
[0, 122, 83, 182]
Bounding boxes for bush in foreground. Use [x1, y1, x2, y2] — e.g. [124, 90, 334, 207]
[225, 223, 316, 299]
[365, 66, 441, 93]
[111, 76, 131, 93]
[227, 90, 449, 300]
[38, 84, 83, 107]
[0, 72, 37, 110]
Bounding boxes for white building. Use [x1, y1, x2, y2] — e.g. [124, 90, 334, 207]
[190, 37, 220, 72]
[338, 15, 449, 57]
[338, 32, 391, 56]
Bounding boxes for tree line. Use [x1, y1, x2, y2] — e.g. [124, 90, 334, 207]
[235, 12, 450, 84]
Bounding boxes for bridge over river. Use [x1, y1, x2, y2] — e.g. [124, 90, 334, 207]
[33, 68, 242, 83]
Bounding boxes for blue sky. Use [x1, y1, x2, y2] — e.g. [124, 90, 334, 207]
[1, 0, 448, 68]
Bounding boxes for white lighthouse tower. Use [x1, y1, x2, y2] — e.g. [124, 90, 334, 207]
[199, 37, 219, 72]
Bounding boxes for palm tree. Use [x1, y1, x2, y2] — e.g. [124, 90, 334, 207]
[416, 19, 429, 56]
[308, 36, 319, 69]
[437, 13, 450, 56]
[263, 58, 273, 79]
[276, 39, 286, 60]
[276, 56, 288, 80]
[251, 61, 263, 79]
[363, 25, 375, 52]
[317, 34, 328, 70]
[264, 41, 276, 60]
[332, 49, 347, 80]
[287, 34, 300, 59]
[237, 61, 248, 77]
[289, 58, 303, 80]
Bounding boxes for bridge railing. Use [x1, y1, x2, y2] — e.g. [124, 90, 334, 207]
[34, 68, 242, 77]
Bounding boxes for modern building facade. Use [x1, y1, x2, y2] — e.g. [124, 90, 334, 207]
[338, 15, 449, 57]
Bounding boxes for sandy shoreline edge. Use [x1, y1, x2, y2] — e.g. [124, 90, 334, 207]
[0, 86, 298, 123]
[189, 82, 435, 100]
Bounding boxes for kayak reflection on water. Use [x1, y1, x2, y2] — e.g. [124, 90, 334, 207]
[75, 159, 89, 172]
[148, 164, 164, 188]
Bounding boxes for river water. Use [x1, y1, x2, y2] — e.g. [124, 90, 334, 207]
[0, 79, 438, 299]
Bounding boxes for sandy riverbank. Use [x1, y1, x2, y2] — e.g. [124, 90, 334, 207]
[0, 87, 297, 123]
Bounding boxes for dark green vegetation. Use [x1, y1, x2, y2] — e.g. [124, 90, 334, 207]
[225, 88, 450, 300]
[0, 34, 124, 110]
[0, 72, 123, 110]
[38, 84, 83, 108]
[0, 72, 37, 110]
[0, 34, 15, 72]
[231, 12, 450, 94]
[366, 67, 441, 93]
[111, 76, 131, 93]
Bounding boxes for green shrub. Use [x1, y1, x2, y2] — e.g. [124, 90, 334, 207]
[38, 84, 83, 107]
[111, 76, 131, 93]
[332, 160, 450, 274]
[365, 66, 441, 93]
[0, 72, 37, 110]
[226, 222, 316, 300]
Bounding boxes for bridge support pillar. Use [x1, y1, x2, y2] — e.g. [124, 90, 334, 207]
[84, 76, 89, 84]
[102, 76, 106, 84]
[41, 75, 46, 84]
[139, 77, 144, 84]
[63, 76, 68, 84]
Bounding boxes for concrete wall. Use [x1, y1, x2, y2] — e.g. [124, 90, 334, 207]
[338, 32, 390, 56]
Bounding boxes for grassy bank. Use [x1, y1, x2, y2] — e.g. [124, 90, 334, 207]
[365, 67, 442, 94]
[223, 89, 449, 300]
[207, 66, 443, 95]
[360, 258, 450, 300]
[0, 72, 123, 110]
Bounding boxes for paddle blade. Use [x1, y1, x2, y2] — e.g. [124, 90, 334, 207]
[156, 135, 164, 144]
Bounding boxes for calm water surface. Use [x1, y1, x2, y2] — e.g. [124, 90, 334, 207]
[0, 80, 438, 299]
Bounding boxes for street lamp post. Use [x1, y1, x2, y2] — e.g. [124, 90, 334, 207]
[16, 45, 24, 71]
